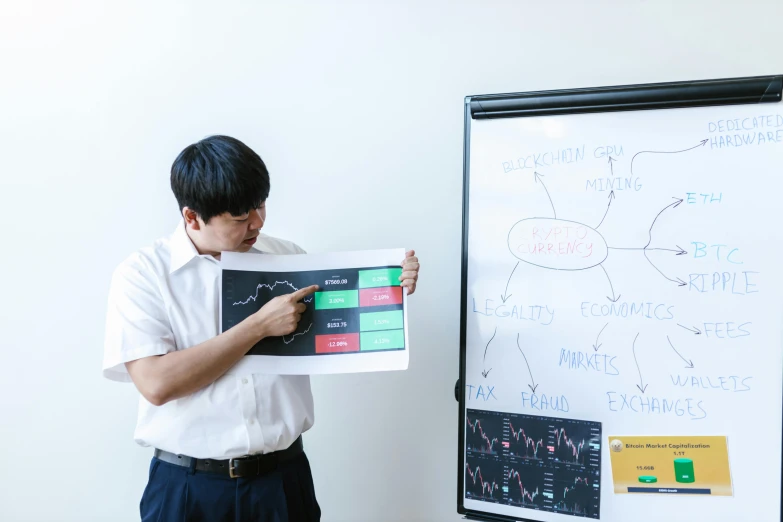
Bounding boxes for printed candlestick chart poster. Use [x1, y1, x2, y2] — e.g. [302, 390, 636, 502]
[220, 248, 409, 375]
[458, 76, 783, 522]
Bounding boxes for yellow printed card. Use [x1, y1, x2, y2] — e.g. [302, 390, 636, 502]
[607, 436, 732, 496]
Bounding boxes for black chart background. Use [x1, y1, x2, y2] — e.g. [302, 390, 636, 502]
[222, 267, 404, 356]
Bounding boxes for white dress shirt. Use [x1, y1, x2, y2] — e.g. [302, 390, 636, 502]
[102, 221, 315, 460]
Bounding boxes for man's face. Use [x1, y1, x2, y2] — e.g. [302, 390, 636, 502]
[192, 203, 267, 255]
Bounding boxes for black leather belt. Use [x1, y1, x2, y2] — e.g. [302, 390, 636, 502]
[153, 436, 303, 478]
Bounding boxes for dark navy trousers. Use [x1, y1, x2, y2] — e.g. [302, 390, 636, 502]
[140, 452, 321, 522]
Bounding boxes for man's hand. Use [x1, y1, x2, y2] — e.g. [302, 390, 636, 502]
[126, 284, 319, 407]
[254, 285, 319, 337]
[399, 250, 420, 295]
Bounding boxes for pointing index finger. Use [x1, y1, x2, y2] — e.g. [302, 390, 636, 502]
[291, 284, 319, 301]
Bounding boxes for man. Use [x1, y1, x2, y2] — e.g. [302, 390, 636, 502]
[102, 135, 420, 521]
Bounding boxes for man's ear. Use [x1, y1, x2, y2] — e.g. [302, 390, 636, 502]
[182, 207, 202, 230]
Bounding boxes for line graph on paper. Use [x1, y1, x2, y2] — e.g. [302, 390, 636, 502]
[222, 269, 320, 356]
[466, 412, 504, 455]
[283, 323, 313, 345]
[232, 281, 315, 306]
[221, 265, 406, 358]
[228, 277, 316, 348]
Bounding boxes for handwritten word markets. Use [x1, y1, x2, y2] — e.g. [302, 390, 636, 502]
[558, 349, 619, 376]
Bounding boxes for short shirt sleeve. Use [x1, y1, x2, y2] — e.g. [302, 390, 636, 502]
[102, 257, 176, 382]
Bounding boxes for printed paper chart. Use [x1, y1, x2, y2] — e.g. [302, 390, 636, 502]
[220, 248, 409, 375]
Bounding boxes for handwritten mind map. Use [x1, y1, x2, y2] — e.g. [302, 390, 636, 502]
[464, 104, 783, 521]
[220, 248, 409, 375]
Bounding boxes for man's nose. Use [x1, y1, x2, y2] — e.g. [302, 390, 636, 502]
[249, 210, 265, 230]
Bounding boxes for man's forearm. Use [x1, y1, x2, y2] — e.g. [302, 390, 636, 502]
[126, 316, 265, 406]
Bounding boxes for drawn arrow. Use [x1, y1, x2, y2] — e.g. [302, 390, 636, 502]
[595, 190, 615, 229]
[608, 156, 617, 186]
[593, 322, 609, 352]
[599, 264, 621, 302]
[631, 139, 708, 176]
[534, 171, 556, 219]
[516, 333, 538, 394]
[677, 323, 702, 335]
[482, 327, 497, 378]
[667, 335, 694, 369]
[609, 245, 687, 255]
[632, 333, 648, 393]
[644, 197, 686, 287]
[500, 261, 519, 303]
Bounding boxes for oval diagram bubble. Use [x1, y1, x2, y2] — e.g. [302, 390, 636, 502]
[507, 218, 608, 270]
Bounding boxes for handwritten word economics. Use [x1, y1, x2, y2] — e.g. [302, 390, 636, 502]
[581, 301, 675, 320]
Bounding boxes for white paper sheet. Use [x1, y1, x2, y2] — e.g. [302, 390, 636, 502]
[220, 248, 410, 375]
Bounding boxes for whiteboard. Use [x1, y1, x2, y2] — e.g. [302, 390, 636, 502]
[458, 77, 783, 522]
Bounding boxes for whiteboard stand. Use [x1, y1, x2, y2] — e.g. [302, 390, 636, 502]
[458, 75, 783, 522]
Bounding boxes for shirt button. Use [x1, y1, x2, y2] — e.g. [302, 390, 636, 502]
[241, 378, 248, 385]
[249, 419, 255, 425]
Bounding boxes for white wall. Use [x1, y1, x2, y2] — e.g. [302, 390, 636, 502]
[0, 1, 779, 521]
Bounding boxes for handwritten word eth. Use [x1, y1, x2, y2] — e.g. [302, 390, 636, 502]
[685, 192, 722, 204]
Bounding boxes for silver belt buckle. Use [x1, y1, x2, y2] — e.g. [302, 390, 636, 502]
[228, 456, 246, 478]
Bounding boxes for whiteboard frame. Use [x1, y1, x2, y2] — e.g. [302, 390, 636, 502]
[457, 74, 783, 522]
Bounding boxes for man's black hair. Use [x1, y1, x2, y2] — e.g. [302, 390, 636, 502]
[170, 135, 270, 223]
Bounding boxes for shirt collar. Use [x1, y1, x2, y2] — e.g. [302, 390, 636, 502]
[168, 221, 268, 274]
[169, 220, 207, 274]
